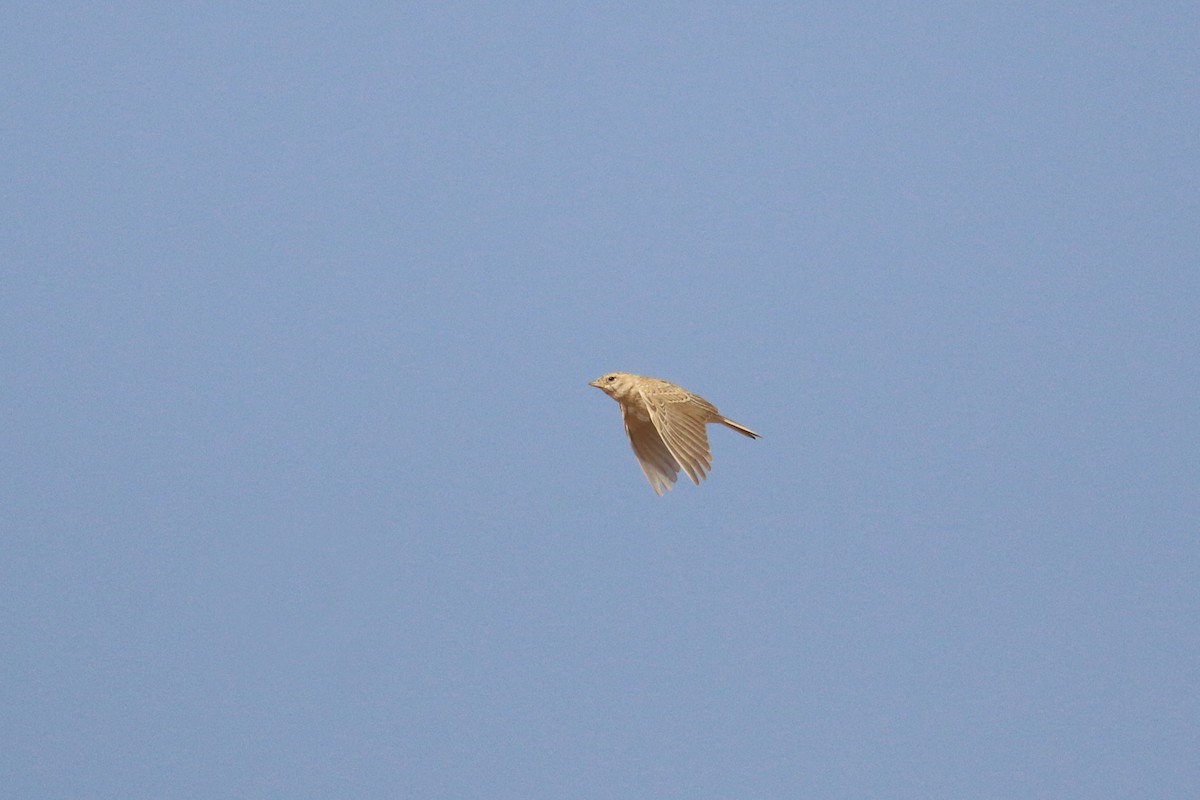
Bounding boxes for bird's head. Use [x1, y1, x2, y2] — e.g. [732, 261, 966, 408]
[589, 372, 638, 400]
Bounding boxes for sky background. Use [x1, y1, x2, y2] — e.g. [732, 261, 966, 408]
[3, 3, 1198, 798]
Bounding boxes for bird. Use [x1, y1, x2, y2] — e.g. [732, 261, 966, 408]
[589, 372, 759, 495]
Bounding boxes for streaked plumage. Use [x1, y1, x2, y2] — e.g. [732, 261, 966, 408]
[589, 372, 759, 495]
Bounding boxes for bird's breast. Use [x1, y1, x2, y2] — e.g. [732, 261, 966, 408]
[623, 404, 651, 422]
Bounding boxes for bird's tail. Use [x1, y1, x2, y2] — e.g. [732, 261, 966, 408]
[719, 417, 760, 439]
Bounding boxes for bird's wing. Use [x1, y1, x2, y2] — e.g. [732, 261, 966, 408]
[642, 388, 714, 486]
[623, 409, 680, 495]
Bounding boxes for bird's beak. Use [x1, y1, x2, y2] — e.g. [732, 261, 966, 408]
[588, 379, 602, 389]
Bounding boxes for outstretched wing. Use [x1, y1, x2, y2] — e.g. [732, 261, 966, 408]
[642, 386, 715, 486]
[623, 409, 681, 495]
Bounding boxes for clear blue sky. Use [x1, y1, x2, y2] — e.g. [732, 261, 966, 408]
[3, 4, 1197, 798]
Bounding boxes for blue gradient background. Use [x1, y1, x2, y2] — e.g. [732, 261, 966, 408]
[3, 4, 1197, 798]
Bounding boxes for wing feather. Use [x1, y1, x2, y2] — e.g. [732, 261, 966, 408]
[644, 390, 715, 486]
[623, 410, 680, 495]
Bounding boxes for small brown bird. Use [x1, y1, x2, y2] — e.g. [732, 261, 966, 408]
[589, 372, 759, 495]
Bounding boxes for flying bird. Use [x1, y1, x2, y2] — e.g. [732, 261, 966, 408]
[589, 372, 759, 495]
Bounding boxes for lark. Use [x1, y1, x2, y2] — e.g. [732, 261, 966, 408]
[589, 372, 759, 495]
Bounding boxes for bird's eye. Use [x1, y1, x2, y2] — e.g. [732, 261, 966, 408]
[606, 376, 615, 382]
